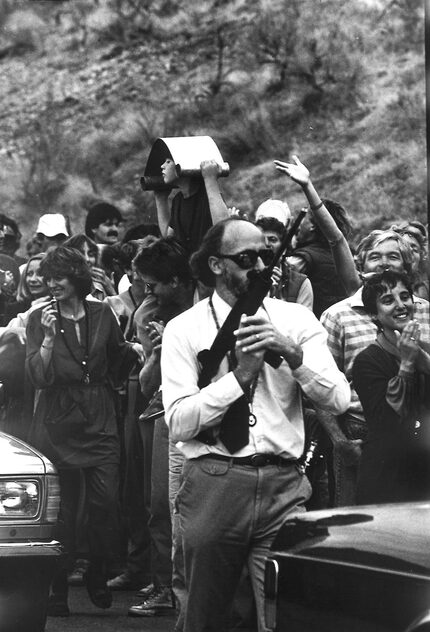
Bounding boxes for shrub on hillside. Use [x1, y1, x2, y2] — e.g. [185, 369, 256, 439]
[76, 109, 152, 191]
[2, 9, 47, 55]
[55, 175, 100, 234]
[16, 93, 79, 214]
[246, 0, 370, 113]
[86, 0, 152, 44]
[76, 130, 115, 192]
[386, 87, 425, 142]
[380, 0, 423, 52]
[0, 0, 19, 21]
[218, 98, 279, 163]
[87, 5, 125, 43]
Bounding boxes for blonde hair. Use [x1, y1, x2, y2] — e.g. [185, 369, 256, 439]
[16, 253, 46, 302]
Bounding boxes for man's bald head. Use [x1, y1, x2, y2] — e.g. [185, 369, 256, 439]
[190, 218, 262, 287]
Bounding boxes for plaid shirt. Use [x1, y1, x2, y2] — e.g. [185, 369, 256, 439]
[320, 288, 430, 424]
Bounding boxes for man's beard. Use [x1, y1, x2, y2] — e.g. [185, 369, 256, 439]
[223, 269, 249, 299]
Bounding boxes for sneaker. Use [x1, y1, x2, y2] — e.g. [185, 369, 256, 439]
[68, 558, 89, 586]
[128, 586, 175, 617]
[135, 581, 155, 597]
[107, 573, 143, 591]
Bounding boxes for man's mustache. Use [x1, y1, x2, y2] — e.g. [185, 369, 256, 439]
[107, 230, 118, 237]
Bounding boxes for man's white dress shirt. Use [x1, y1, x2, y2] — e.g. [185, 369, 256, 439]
[161, 292, 350, 459]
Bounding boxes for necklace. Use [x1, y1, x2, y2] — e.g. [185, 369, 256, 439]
[56, 300, 91, 385]
[208, 296, 258, 427]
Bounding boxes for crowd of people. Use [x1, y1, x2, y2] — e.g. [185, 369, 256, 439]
[0, 148, 429, 632]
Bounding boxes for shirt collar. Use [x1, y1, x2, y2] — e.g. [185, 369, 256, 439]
[350, 287, 364, 308]
[211, 291, 271, 328]
[211, 291, 234, 325]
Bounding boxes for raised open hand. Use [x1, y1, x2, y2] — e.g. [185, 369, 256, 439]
[274, 155, 310, 187]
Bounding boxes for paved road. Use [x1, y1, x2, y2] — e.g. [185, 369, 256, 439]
[45, 586, 176, 632]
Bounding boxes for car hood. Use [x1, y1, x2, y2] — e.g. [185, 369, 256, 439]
[0, 433, 54, 475]
[271, 503, 430, 579]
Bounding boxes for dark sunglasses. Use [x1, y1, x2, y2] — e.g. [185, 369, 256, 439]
[216, 249, 273, 269]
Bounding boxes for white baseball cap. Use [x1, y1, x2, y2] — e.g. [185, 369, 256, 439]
[255, 199, 291, 226]
[36, 213, 69, 237]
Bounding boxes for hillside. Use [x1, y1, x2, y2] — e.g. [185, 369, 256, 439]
[0, 0, 425, 252]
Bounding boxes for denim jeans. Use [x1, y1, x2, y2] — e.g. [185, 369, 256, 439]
[148, 417, 172, 587]
[169, 441, 186, 632]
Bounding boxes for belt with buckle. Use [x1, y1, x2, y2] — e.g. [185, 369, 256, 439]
[198, 453, 297, 467]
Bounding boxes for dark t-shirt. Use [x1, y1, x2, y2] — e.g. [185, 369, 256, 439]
[169, 181, 212, 255]
[293, 242, 347, 319]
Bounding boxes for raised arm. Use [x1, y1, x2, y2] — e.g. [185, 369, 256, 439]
[200, 160, 229, 225]
[274, 155, 360, 296]
[154, 190, 174, 238]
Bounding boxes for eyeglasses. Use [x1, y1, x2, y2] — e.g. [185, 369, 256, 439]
[216, 249, 273, 269]
[145, 281, 158, 293]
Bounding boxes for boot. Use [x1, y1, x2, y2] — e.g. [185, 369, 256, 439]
[47, 567, 70, 617]
[84, 558, 112, 609]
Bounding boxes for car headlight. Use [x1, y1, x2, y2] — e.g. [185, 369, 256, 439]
[0, 480, 40, 518]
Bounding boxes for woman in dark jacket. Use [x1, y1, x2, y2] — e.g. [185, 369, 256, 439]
[26, 246, 138, 616]
[352, 270, 430, 504]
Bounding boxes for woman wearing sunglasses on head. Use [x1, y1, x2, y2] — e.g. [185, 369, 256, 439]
[25, 246, 139, 617]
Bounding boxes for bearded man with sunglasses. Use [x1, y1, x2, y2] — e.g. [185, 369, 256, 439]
[161, 217, 350, 632]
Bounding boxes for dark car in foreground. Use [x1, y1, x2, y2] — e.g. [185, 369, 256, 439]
[0, 431, 61, 632]
[265, 503, 430, 632]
